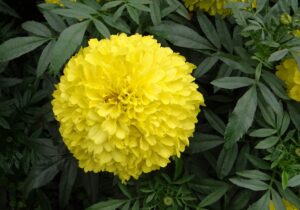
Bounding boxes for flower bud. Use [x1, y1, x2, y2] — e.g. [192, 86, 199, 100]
[280, 13, 292, 25]
[163, 196, 173, 206]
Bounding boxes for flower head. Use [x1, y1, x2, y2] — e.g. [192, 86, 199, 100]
[269, 199, 298, 210]
[52, 34, 204, 182]
[276, 58, 300, 102]
[183, 0, 255, 16]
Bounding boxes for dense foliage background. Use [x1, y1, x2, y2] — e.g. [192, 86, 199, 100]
[0, 0, 300, 209]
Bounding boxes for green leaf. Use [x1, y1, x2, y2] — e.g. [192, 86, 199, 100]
[0, 36, 48, 62]
[228, 190, 251, 210]
[217, 53, 255, 74]
[287, 101, 300, 130]
[248, 191, 270, 210]
[148, 22, 213, 50]
[198, 186, 229, 207]
[52, 8, 92, 19]
[288, 174, 300, 187]
[59, 158, 78, 208]
[267, 49, 288, 62]
[101, 14, 130, 33]
[126, 5, 140, 24]
[271, 189, 285, 210]
[217, 144, 238, 179]
[24, 160, 63, 195]
[50, 21, 89, 74]
[249, 128, 277, 137]
[246, 154, 270, 170]
[188, 133, 223, 153]
[118, 183, 132, 199]
[193, 56, 218, 78]
[211, 77, 254, 89]
[101, 1, 123, 10]
[86, 200, 127, 210]
[0, 0, 19, 18]
[22, 21, 52, 37]
[229, 178, 269, 191]
[93, 19, 110, 38]
[255, 136, 279, 149]
[43, 11, 67, 32]
[0, 117, 9, 129]
[224, 86, 257, 148]
[149, 0, 161, 25]
[204, 109, 225, 135]
[215, 16, 233, 53]
[0, 78, 22, 87]
[37, 40, 56, 77]
[197, 11, 220, 49]
[281, 171, 289, 190]
[131, 200, 139, 210]
[258, 82, 281, 114]
[236, 170, 270, 181]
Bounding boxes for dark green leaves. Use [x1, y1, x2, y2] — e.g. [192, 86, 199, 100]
[149, 22, 213, 50]
[0, 37, 48, 62]
[211, 77, 254, 89]
[229, 178, 269, 191]
[86, 200, 127, 210]
[225, 86, 258, 148]
[49, 21, 89, 74]
[197, 12, 220, 49]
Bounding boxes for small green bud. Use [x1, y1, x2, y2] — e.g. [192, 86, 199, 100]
[280, 13, 292, 25]
[163, 196, 173, 206]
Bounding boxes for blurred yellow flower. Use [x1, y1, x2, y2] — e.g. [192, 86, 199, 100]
[183, 0, 255, 16]
[293, 29, 300, 37]
[276, 58, 300, 102]
[52, 34, 205, 182]
[269, 199, 299, 210]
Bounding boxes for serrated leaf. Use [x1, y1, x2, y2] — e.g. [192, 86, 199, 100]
[224, 86, 257, 148]
[198, 186, 229, 207]
[149, 0, 161, 25]
[211, 77, 254, 89]
[197, 11, 220, 49]
[148, 22, 213, 50]
[258, 82, 281, 114]
[37, 40, 56, 77]
[229, 178, 269, 191]
[236, 170, 270, 181]
[255, 136, 279, 149]
[59, 158, 78, 208]
[50, 21, 89, 74]
[193, 56, 218, 78]
[93, 19, 110, 38]
[22, 21, 52, 37]
[268, 49, 288, 62]
[249, 128, 277, 137]
[0, 36, 48, 62]
[217, 144, 238, 178]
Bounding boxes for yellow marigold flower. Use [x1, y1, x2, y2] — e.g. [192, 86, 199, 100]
[52, 34, 205, 182]
[183, 0, 255, 16]
[276, 58, 300, 102]
[269, 199, 299, 210]
[293, 29, 300, 37]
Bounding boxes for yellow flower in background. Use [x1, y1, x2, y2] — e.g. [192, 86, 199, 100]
[183, 0, 255, 16]
[269, 199, 299, 210]
[293, 29, 300, 37]
[52, 34, 205, 182]
[276, 58, 300, 102]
